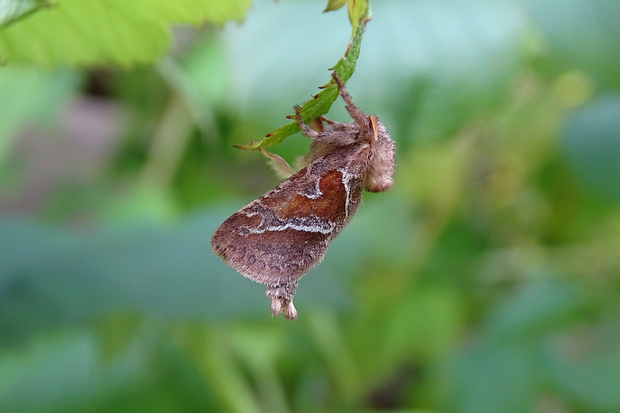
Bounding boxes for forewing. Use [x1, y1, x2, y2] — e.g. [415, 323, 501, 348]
[211, 146, 366, 285]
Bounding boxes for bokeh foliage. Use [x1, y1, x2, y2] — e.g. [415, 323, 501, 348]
[1, 0, 620, 412]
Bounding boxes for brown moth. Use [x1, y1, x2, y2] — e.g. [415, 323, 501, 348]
[212, 72, 395, 319]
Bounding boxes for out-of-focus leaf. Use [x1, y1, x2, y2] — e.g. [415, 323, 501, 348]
[0, 0, 251, 66]
[0, 328, 224, 412]
[379, 286, 462, 362]
[485, 277, 588, 340]
[0, 67, 80, 164]
[546, 340, 620, 411]
[561, 95, 620, 202]
[0, 333, 108, 411]
[159, 33, 228, 136]
[199, 0, 251, 25]
[0, 0, 46, 29]
[445, 342, 538, 413]
[99, 185, 178, 224]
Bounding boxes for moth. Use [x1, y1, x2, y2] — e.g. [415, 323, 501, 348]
[212, 72, 395, 319]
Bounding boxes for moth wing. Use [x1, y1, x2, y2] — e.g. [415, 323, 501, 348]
[212, 149, 365, 285]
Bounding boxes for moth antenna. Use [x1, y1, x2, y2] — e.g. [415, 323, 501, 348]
[331, 72, 367, 129]
[309, 117, 325, 133]
[294, 105, 320, 139]
[259, 149, 296, 179]
[319, 116, 338, 125]
[369, 115, 379, 143]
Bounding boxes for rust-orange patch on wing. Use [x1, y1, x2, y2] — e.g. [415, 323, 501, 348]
[276, 170, 346, 220]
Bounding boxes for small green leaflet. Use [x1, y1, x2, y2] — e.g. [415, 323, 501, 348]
[237, 12, 370, 150]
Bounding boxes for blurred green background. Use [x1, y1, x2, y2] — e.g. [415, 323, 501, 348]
[2, 0, 620, 412]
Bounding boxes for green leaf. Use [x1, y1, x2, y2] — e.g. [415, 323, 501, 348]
[485, 278, 588, 340]
[445, 342, 538, 413]
[0, 0, 252, 66]
[0, 333, 105, 412]
[0, 0, 47, 29]
[0, 66, 80, 164]
[546, 342, 620, 411]
[0, 329, 226, 411]
[323, 0, 369, 34]
[561, 95, 620, 202]
[238, 15, 369, 150]
[347, 0, 368, 35]
[323, 0, 347, 13]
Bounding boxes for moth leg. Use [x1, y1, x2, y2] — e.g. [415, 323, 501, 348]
[294, 105, 320, 139]
[319, 116, 337, 125]
[331, 72, 368, 130]
[266, 281, 298, 320]
[259, 149, 296, 179]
